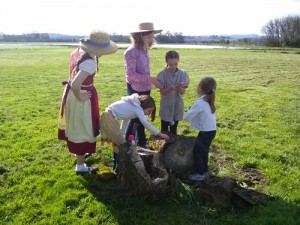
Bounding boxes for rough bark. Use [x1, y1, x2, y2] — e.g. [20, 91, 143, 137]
[194, 176, 273, 209]
[117, 136, 273, 209]
[148, 134, 195, 176]
[118, 142, 171, 199]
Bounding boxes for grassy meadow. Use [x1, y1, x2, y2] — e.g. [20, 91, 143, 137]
[0, 45, 299, 225]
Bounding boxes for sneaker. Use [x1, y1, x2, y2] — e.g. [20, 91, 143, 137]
[189, 173, 208, 181]
[76, 164, 99, 174]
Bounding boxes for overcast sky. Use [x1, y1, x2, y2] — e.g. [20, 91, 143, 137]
[1, 0, 299, 36]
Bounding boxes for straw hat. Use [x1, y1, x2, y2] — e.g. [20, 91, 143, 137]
[130, 22, 163, 34]
[79, 30, 117, 57]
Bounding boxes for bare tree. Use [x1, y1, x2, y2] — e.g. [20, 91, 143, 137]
[262, 15, 300, 47]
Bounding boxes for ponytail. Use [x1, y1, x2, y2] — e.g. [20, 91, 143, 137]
[197, 77, 217, 113]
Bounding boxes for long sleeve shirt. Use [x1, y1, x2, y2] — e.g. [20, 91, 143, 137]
[106, 94, 160, 135]
[124, 46, 153, 92]
[183, 95, 216, 131]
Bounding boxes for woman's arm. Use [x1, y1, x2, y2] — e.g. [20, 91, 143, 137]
[71, 70, 91, 101]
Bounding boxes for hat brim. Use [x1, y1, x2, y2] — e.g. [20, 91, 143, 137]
[79, 40, 118, 57]
[130, 29, 163, 35]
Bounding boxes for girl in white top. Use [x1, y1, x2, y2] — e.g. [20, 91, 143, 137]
[183, 77, 217, 181]
[100, 93, 169, 172]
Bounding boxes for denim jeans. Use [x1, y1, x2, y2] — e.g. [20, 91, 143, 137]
[193, 130, 216, 174]
[125, 83, 151, 146]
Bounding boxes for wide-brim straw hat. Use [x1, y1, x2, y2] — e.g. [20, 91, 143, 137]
[79, 30, 117, 57]
[130, 22, 163, 34]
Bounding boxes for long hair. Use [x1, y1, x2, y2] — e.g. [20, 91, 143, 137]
[197, 77, 217, 113]
[130, 31, 155, 49]
[138, 95, 156, 121]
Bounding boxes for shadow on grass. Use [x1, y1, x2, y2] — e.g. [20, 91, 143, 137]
[76, 148, 300, 225]
[76, 169, 300, 225]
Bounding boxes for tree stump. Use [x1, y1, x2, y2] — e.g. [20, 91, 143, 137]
[118, 142, 171, 199]
[117, 136, 273, 209]
[148, 134, 196, 176]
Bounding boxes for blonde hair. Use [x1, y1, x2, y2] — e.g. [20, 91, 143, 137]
[138, 95, 156, 121]
[197, 77, 217, 113]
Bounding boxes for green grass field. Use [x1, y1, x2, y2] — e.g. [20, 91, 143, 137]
[0, 45, 299, 225]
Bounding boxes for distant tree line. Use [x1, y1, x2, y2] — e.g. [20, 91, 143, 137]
[0, 33, 51, 42]
[2, 18, 299, 48]
[0, 32, 185, 44]
[261, 15, 300, 47]
[110, 31, 185, 43]
[110, 34, 129, 43]
[0, 32, 262, 46]
[156, 31, 185, 43]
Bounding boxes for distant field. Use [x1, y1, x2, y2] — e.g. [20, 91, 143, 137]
[0, 46, 299, 225]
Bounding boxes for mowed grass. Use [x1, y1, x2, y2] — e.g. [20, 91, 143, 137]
[0, 45, 299, 225]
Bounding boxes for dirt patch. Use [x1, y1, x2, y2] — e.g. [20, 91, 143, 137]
[240, 167, 268, 188]
[210, 146, 268, 188]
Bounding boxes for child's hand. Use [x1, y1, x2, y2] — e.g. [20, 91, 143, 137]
[176, 82, 185, 88]
[176, 85, 184, 90]
[174, 82, 185, 94]
[80, 91, 92, 101]
[148, 76, 161, 88]
[158, 133, 169, 140]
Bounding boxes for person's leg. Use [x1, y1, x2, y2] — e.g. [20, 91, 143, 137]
[113, 152, 119, 173]
[200, 131, 216, 173]
[136, 121, 147, 146]
[193, 131, 216, 174]
[189, 132, 209, 181]
[76, 155, 85, 165]
[127, 83, 134, 95]
[125, 119, 134, 141]
[75, 154, 98, 173]
[134, 90, 151, 146]
[125, 86, 151, 146]
[161, 119, 169, 133]
[125, 118, 139, 141]
[192, 132, 208, 174]
[112, 144, 119, 173]
[170, 120, 179, 135]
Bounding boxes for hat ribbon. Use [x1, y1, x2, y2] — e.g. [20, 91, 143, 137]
[81, 38, 110, 48]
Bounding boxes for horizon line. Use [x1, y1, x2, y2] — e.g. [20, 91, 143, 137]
[0, 31, 262, 37]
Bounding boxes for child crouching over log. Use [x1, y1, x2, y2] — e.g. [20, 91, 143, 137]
[100, 93, 169, 173]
